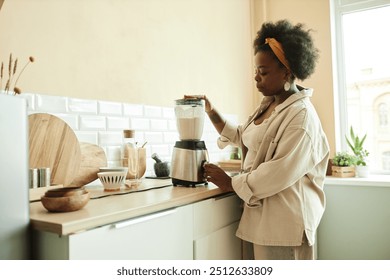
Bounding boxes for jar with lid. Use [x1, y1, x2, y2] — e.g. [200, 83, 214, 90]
[121, 129, 136, 168]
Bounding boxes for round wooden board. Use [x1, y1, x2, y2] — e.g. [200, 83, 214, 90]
[69, 142, 107, 187]
[28, 113, 81, 187]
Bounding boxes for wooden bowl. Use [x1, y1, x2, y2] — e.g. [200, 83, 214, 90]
[41, 192, 90, 212]
[44, 187, 86, 198]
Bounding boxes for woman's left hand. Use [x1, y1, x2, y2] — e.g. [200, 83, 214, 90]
[203, 163, 234, 192]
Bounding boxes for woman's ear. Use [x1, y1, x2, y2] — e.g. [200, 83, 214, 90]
[284, 69, 292, 81]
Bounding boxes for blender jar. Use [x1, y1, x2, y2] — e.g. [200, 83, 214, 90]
[175, 98, 205, 140]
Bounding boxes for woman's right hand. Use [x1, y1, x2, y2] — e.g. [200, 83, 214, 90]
[184, 94, 213, 113]
[185, 94, 225, 134]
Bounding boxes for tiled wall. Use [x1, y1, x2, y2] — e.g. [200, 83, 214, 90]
[21, 93, 237, 177]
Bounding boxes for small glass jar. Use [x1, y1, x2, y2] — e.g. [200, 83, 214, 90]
[121, 129, 136, 168]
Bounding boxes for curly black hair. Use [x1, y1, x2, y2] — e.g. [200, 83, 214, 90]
[253, 20, 319, 81]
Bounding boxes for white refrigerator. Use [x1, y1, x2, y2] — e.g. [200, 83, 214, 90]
[0, 94, 30, 259]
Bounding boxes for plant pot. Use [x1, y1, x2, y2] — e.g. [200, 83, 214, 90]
[355, 165, 370, 178]
[331, 166, 355, 178]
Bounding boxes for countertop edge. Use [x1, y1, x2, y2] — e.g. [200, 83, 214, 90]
[30, 183, 228, 236]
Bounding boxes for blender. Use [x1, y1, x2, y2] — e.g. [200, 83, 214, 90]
[170, 98, 209, 187]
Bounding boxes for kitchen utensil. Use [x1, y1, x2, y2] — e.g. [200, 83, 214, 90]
[174, 98, 205, 140]
[38, 167, 51, 187]
[99, 167, 128, 173]
[126, 147, 147, 179]
[98, 171, 127, 191]
[151, 153, 170, 177]
[41, 192, 90, 212]
[29, 168, 38, 188]
[171, 141, 208, 186]
[69, 142, 107, 187]
[44, 186, 87, 198]
[171, 98, 209, 187]
[28, 113, 81, 187]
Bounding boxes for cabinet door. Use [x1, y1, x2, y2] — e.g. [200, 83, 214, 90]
[194, 221, 241, 260]
[68, 205, 193, 260]
[193, 194, 242, 240]
[193, 194, 243, 260]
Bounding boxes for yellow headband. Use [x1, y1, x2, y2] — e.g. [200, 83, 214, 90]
[265, 38, 291, 72]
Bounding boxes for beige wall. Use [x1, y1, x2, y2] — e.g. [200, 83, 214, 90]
[0, 0, 335, 153]
[0, 0, 253, 120]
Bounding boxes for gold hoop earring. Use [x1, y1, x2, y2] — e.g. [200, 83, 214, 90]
[284, 81, 291, 91]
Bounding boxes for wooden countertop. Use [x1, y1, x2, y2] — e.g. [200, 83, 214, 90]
[29, 178, 228, 236]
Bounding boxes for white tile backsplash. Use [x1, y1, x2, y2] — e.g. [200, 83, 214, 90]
[75, 131, 98, 145]
[24, 93, 236, 176]
[150, 119, 168, 131]
[79, 115, 107, 131]
[98, 100, 123, 115]
[162, 107, 175, 119]
[106, 116, 131, 130]
[53, 113, 79, 131]
[168, 119, 177, 131]
[36, 94, 68, 112]
[68, 98, 98, 114]
[98, 131, 123, 146]
[130, 117, 150, 131]
[144, 131, 164, 144]
[144, 105, 162, 118]
[123, 103, 144, 116]
[149, 144, 172, 158]
[105, 145, 122, 161]
[163, 131, 180, 143]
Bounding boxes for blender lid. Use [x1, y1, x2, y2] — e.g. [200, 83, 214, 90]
[175, 98, 204, 106]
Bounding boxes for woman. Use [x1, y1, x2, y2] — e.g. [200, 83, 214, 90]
[189, 20, 329, 260]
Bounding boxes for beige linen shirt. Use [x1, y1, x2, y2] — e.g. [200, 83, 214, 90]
[218, 88, 329, 246]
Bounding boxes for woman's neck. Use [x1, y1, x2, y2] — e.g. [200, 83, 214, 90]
[274, 83, 300, 105]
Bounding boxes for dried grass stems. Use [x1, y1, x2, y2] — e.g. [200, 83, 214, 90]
[0, 53, 34, 95]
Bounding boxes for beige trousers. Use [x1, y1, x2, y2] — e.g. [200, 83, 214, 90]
[253, 234, 314, 260]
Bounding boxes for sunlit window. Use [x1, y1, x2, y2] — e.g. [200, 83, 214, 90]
[333, 1, 390, 173]
[378, 102, 388, 127]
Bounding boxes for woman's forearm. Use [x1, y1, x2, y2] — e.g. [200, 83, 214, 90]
[206, 107, 226, 135]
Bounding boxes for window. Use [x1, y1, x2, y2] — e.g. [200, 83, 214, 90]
[332, 0, 390, 174]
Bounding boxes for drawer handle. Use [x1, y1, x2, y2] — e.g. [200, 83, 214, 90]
[113, 209, 177, 229]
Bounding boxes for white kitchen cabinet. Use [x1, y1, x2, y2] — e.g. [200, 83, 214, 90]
[33, 205, 193, 260]
[32, 193, 243, 260]
[193, 193, 243, 260]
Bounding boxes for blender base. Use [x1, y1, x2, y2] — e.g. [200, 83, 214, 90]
[172, 178, 208, 188]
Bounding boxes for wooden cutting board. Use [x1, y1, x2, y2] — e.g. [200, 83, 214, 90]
[69, 142, 107, 187]
[28, 113, 81, 187]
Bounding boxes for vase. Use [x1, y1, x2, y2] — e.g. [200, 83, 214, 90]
[355, 165, 370, 178]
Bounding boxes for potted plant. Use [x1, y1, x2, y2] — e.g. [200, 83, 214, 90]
[331, 151, 357, 177]
[345, 126, 370, 177]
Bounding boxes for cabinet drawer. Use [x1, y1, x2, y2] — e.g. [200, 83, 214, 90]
[193, 194, 242, 239]
[194, 221, 241, 260]
[69, 205, 193, 259]
[34, 204, 194, 260]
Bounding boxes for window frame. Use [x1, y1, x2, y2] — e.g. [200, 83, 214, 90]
[331, 0, 390, 174]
